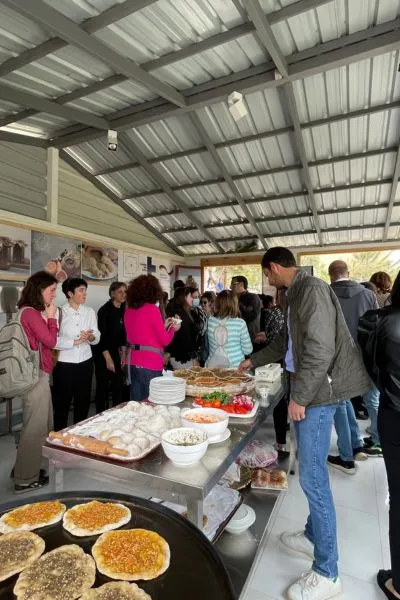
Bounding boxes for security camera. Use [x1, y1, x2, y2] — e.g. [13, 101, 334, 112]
[228, 91, 248, 121]
[107, 129, 118, 151]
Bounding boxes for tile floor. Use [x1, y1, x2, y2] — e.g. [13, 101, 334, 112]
[243, 420, 389, 600]
[0, 420, 389, 599]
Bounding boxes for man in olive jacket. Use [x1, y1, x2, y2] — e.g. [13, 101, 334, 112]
[240, 247, 371, 600]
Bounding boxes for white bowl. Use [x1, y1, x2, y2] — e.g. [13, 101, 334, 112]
[181, 408, 229, 442]
[225, 504, 256, 535]
[161, 427, 209, 466]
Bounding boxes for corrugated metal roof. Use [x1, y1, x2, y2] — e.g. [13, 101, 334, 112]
[0, 0, 399, 254]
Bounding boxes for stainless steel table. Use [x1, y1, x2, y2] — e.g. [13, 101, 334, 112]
[43, 385, 285, 526]
[43, 384, 288, 598]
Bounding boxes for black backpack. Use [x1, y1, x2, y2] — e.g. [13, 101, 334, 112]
[357, 308, 383, 384]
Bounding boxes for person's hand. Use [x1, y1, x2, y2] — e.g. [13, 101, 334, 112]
[73, 334, 86, 346]
[254, 332, 266, 343]
[165, 317, 174, 329]
[172, 321, 181, 332]
[106, 357, 115, 372]
[238, 358, 253, 373]
[46, 303, 57, 319]
[288, 398, 306, 421]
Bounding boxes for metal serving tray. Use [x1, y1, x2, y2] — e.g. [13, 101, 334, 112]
[0, 491, 236, 600]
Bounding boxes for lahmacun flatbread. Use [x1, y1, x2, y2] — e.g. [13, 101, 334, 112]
[14, 544, 96, 600]
[0, 531, 45, 583]
[0, 500, 66, 533]
[92, 529, 170, 581]
[63, 501, 131, 537]
[80, 582, 151, 600]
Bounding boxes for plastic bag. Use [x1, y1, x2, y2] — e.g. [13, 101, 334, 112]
[236, 440, 278, 468]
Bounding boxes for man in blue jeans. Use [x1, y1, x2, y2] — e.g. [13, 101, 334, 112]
[240, 248, 371, 600]
[328, 261, 381, 473]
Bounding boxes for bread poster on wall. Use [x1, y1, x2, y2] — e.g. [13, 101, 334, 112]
[0, 225, 31, 278]
[31, 231, 81, 282]
[81, 244, 118, 283]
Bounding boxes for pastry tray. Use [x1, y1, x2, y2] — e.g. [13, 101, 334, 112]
[46, 404, 162, 463]
[0, 491, 236, 600]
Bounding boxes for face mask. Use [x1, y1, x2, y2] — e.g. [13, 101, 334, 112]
[155, 301, 160, 307]
[192, 298, 200, 307]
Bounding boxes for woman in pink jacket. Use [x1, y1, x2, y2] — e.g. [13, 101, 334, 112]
[124, 274, 180, 401]
[13, 271, 58, 493]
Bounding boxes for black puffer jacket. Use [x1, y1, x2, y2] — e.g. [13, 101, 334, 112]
[359, 307, 400, 412]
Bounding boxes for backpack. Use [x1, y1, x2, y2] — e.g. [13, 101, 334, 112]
[357, 308, 382, 384]
[0, 307, 40, 398]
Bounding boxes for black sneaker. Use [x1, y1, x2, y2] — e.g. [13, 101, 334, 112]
[363, 436, 374, 448]
[328, 455, 356, 475]
[353, 447, 368, 461]
[14, 475, 49, 495]
[364, 444, 383, 457]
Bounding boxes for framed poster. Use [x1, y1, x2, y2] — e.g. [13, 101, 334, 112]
[121, 251, 139, 281]
[31, 231, 81, 282]
[175, 265, 201, 291]
[81, 244, 118, 283]
[0, 225, 31, 278]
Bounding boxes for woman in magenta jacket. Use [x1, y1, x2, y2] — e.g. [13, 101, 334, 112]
[124, 274, 181, 401]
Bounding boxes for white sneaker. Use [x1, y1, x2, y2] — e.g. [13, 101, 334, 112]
[280, 531, 314, 559]
[286, 570, 341, 600]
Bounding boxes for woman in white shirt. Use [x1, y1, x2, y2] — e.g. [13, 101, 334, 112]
[53, 278, 100, 430]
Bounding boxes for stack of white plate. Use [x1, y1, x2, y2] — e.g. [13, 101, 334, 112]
[149, 376, 186, 405]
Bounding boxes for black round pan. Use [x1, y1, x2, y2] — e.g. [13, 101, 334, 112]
[0, 491, 236, 600]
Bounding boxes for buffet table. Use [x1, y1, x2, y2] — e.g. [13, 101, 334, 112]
[43, 382, 287, 598]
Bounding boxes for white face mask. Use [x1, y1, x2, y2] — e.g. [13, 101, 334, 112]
[155, 301, 160, 307]
[192, 298, 200, 307]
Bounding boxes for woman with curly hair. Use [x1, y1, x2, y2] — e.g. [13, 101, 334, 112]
[124, 274, 181, 401]
[370, 271, 392, 308]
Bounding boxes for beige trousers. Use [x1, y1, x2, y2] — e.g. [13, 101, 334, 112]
[14, 373, 54, 485]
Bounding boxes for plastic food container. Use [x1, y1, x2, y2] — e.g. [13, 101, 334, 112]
[161, 428, 209, 466]
[181, 408, 229, 442]
[225, 504, 256, 535]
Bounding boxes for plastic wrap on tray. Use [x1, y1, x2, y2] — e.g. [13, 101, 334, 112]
[236, 440, 278, 469]
[251, 468, 288, 490]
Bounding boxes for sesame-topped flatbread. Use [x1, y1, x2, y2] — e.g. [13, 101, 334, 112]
[63, 501, 131, 537]
[0, 531, 45, 583]
[92, 529, 170, 581]
[80, 582, 151, 600]
[14, 544, 96, 600]
[0, 501, 66, 534]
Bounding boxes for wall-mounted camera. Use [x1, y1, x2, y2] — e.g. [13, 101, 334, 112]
[107, 129, 118, 151]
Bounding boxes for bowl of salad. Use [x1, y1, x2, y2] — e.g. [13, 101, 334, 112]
[194, 392, 255, 416]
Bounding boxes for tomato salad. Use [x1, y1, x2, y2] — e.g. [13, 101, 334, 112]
[194, 391, 254, 415]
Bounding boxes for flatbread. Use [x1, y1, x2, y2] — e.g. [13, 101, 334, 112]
[0, 501, 66, 533]
[0, 531, 45, 583]
[92, 529, 170, 581]
[63, 501, 131, 537]
[14, 544, 96, 600]
[80, 582, 151, 600]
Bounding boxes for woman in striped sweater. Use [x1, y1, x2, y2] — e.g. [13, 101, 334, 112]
[206, 291, 253, 369]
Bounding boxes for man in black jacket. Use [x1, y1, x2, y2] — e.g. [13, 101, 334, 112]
[230, 275, 261, 344]
[328, 261, 381, 472]
[358, 271, 400, 600]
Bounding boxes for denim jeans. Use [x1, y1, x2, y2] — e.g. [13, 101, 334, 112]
[363, 385, 380, 445]
[130, 366, 162, 402]
[295, 404, 339, 579]
[334, 400, 363, 462]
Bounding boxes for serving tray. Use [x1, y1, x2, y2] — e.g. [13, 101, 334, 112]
[0, 491, 236, 600]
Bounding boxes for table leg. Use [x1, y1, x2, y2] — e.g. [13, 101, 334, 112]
[186, 498, 204, 529]
[49, 461, 64, 492]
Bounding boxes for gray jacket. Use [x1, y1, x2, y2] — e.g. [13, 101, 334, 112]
[331, 280, 377, 342]
[251, 270, 371, 407]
